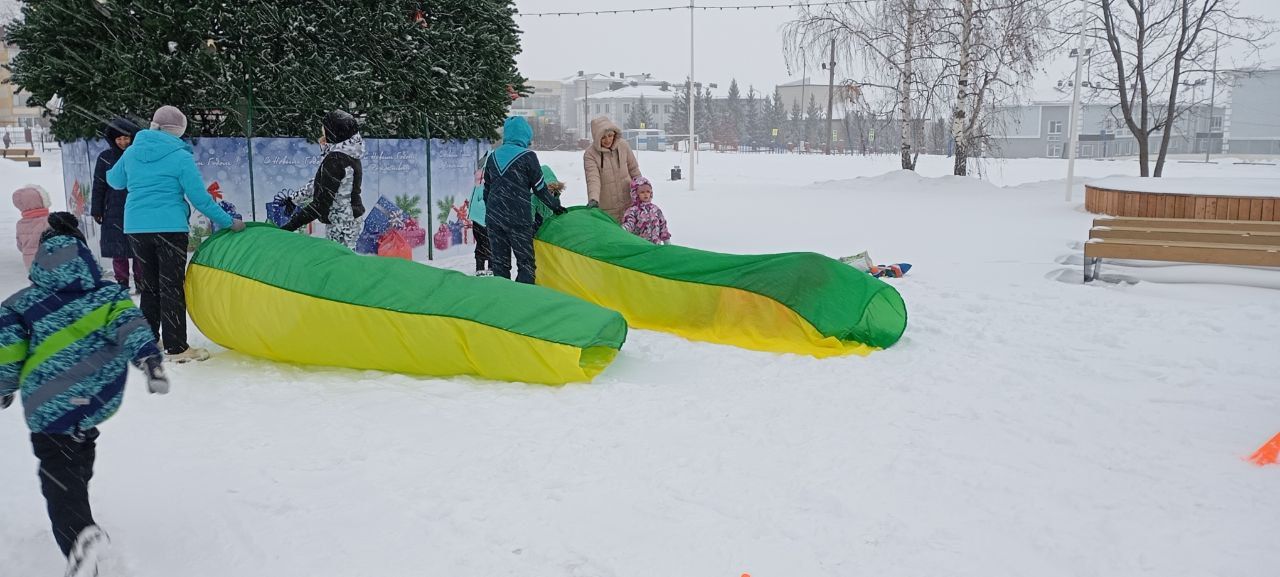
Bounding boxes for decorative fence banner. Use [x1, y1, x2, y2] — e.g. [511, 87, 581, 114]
[59, 136, 487, 263]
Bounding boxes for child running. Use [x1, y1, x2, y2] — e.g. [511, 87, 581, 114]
[0, 213, 169, 577]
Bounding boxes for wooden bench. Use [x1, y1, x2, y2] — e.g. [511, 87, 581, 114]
[1084, 217, 1280, 281]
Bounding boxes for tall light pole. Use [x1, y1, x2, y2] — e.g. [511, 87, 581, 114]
[688, 0, 696, 191]
[1064, 2, 1089, 202]
[1205, 40, 1219, 163]
[824, 37, 837, 155]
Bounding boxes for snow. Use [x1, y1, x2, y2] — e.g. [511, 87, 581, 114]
[2, 151, 1279, 577]
[1091, 175, 1280, 198]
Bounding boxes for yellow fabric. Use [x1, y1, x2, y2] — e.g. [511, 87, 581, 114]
[186, 265, 615, 384]
[535, 241, 877, 358]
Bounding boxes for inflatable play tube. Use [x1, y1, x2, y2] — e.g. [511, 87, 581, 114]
[186, 224, 627, 384]
[535, 209, 907, 357]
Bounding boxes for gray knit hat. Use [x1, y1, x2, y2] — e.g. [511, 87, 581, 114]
[150, 105, 188, 138]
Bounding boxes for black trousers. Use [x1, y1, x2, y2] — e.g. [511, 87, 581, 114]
[130, 233, 190, 354]
[32, 428, 99, 556]
[473, 223, 491, 272]
[487, 221, 536, 284]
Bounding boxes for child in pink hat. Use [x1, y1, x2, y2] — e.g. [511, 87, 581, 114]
[12, 185, 52, 268]
[621, 176, 671, 245]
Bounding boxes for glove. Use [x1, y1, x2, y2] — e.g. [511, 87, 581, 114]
[352, 202, 366, 219]
[586, 199, 599, 209]
[230, 219, 246, 232]
[552, 205, 568, 216]
[141, 356, 170, 395]
[280, 197, 297, 213]
[0, 393, 13, 410]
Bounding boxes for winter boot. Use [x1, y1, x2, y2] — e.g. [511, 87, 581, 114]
[141, 355, 170, 394]
[64, 525, 109, 577]
[165, 347, 211, 364]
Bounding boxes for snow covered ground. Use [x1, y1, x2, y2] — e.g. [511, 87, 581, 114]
[2, 151, 1278, 577]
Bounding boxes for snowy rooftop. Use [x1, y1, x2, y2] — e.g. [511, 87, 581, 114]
[577, 84, 680, 101]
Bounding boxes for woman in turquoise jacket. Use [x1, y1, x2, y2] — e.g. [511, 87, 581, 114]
[106, 106, 245, 363]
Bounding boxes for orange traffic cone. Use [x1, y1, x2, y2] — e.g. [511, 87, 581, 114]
[1247, 433, 1280, 466]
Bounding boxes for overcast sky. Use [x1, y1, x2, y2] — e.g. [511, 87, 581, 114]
[514, 0, 1280, 92]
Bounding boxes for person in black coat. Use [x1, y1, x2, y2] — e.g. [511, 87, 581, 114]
[90, 118, 142, 291]
[483, 117, 565, 284]
[280, 110, 366, 249]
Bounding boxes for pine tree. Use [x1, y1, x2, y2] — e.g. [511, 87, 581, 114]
[626, 99, 643, 130]
[789, 99, 804, 146]
[744, 87, 767, 149]
[5, 0, 525, 140]
[805, 94, 824, 148]
[670, 81, 690, 140]
[769, 90, 788, 149]
[725, 79, 743, 147]
[638, 94, 654, 129]
[696, 86, 714, 143]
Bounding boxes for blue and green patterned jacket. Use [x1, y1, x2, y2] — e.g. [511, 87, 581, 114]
[0, 235, 160, 434]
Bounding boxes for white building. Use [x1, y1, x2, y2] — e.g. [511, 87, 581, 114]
[574, 84, 681, 134]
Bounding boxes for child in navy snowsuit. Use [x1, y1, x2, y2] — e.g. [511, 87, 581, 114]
[483, 117, 565, 284]
[0, 213, 169, 576]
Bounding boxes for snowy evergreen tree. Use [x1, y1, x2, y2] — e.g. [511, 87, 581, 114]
[5, 0, 525, 140]
[769, 90, 789, 149]
[696, 85, 714, 143]
[626, 94, 654, 130]
[788, 99, 804, 146]
[670, 82, 691, 142]
[724, 79, 743, 146]
[743, 87, 765, 149]
[805, 94, 825, 147]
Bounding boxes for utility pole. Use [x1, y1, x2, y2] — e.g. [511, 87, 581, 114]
[1206, 40, 1219, 163]
[825, 37, 837, 155]
[1064, 0, 1088, 202]
[688, 0, 696, 190]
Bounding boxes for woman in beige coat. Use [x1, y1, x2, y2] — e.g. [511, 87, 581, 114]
[584, 117, 641, 223]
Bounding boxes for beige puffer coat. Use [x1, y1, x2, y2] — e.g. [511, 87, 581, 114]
[583, 117, 641, 223]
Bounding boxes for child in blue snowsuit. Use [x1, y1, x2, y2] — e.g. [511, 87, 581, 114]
[0, 213, 169, 576]
[483, 117, 565, 284]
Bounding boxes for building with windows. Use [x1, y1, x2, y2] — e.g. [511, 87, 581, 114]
[575, 84, 681, 134]
[0, 25, 44, 131]
[988, 88, 1228, 159]
[1223, 68, 1280, 155]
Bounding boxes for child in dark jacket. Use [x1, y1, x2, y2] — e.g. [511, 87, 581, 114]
[483, 117, 565, 284]
[281, 109, 366, 249]
[0, 213, 169, 577]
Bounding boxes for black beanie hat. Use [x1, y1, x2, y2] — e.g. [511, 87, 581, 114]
[41, 212, 86, 244]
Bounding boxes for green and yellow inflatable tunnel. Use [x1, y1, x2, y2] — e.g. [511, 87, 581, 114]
[186, 224, 627, 384]
[535, 209, 907, 357]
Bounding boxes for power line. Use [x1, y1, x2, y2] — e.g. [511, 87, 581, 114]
[518, 1, 868, 17]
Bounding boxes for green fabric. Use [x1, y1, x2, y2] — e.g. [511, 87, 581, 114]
[191, 224, 627, 350]
[532, 165, 561, 222]
[537, 208, 908, 349]
[20, 300, 129, 382]
[0, 341, 28, 364]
